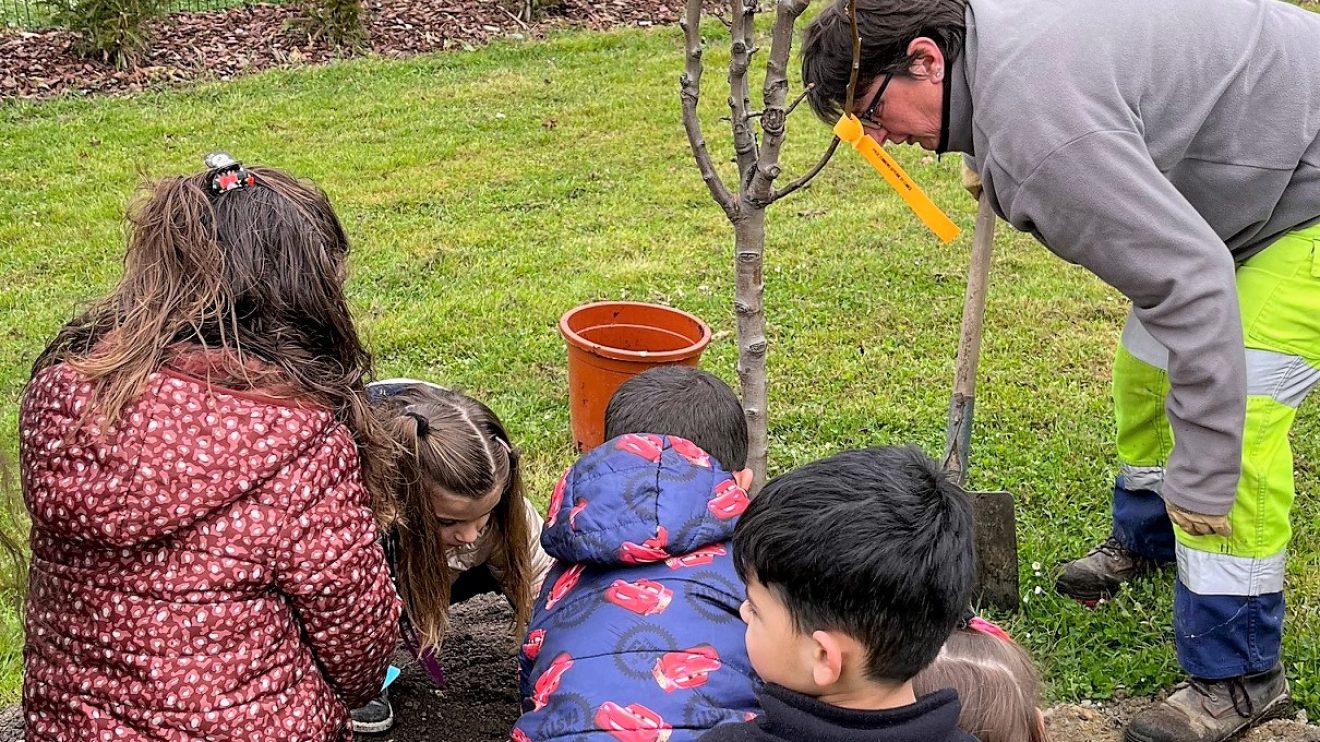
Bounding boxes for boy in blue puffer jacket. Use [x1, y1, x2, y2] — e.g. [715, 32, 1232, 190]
[513, 366, 760, 742]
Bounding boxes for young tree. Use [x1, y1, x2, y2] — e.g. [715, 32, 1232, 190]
[680, 0, 858, 491]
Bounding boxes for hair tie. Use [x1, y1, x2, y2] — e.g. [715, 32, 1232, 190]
[204, 151, 255, 195]
[967, 616, 1012, 642]
[492, 434, 511, 454]
[404, 410, 430, 437]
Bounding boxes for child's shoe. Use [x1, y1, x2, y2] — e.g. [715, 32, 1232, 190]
[350, 690, 394, 734]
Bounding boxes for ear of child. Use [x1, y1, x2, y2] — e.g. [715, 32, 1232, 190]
[733, 468, 754, 491]
[810, 630, 847, 688]
[809, 629, 918, 712]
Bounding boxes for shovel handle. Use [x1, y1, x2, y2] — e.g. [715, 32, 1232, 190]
[943, 193, 997, 485]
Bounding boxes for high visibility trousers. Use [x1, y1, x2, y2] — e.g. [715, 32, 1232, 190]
[1110, 223, 1320, 679]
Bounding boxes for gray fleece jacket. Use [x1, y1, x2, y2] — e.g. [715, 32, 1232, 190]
[949, 0, 1320, 515]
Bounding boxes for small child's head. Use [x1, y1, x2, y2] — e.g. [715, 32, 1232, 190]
[732, 446, 973, 700]
[34, 155, 393, 514]
[914, 618, 1049, 742]
[39, 155, 361, 412]
[381, 385, 533, 648]
[604, 366, 749, 481]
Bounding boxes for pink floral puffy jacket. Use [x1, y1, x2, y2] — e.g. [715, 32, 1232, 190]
[19, 359, 401, 741]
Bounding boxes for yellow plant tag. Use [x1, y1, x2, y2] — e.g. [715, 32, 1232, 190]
[834, 113, 961, 244]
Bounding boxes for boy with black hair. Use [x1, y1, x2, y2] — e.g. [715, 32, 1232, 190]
[513, 366, 761, 741]
[702, 445, 977, 742]
[603, 365, 749, 470]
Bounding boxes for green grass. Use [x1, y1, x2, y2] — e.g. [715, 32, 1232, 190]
[2, 19, 1318, 716]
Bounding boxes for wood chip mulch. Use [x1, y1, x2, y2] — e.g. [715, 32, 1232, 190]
[0, 0, 684, 101]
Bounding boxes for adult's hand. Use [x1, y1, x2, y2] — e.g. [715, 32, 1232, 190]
[961, 161, 983, 200]
[1166, 500, 1232, 537]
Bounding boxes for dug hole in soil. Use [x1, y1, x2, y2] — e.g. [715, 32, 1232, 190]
[3, 594, 1318, 741]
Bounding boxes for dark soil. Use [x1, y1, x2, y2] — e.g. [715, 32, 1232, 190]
[381, 594, 522, 742]
[3, 594, 1319, 740]
[0, 0, 684, 101]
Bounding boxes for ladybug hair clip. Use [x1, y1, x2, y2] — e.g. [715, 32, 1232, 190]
[203, 151, 255, 195]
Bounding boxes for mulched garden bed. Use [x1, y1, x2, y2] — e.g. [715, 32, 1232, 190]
[0, 0, 684, 101]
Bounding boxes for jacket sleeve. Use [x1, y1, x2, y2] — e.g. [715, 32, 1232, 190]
[271, 427, 402, 707]
[987, 129, 1245, 516]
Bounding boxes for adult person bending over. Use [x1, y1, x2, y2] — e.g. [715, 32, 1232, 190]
[799, 1, 1320, 741]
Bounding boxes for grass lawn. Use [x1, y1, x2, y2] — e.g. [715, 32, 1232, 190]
[2, 17, 1318, 714]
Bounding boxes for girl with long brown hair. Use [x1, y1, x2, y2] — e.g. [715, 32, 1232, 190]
[349, 379, 553, 734]
[19, 154, 401, 741]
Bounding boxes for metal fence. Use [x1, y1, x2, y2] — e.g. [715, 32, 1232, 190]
[2, 0, 262, 28]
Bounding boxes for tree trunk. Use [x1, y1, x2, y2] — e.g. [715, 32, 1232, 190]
[680, 0, 843, 494]
[733, 208, 768, 493]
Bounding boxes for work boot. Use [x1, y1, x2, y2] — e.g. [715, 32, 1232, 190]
[1055, 534, 1159, 602]
[1124, 665, 1291, 742]
[350, 689, 394, 734]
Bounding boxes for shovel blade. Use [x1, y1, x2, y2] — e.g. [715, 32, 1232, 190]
[969, 489, 1019, 612]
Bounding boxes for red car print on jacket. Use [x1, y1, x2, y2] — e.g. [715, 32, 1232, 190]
[523, 629, 546, 662]
[570, 497, 589, 530]
[546, 468, 570, 527]
[532, 652, 575, 711]
[594, 701, 674, 742]
[511, 729, 533, 742]
[667, 436, 711, 469]
[707, 479, 749, 520]
[615, 433, 665, 462]
[619, 526, 670, 564]
[545, 563, 586, 611]
[652, 644, 722, 692]
[604, 578, 674, 616]
[665, 544, 728, 570]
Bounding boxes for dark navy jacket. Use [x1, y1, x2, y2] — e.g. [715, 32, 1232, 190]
[699, 684, 977, 742]
[513, 434, 761, 742]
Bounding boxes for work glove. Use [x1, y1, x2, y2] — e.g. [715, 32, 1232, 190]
[960, 160, 983, 200]
[1166, 500, 1232, 537]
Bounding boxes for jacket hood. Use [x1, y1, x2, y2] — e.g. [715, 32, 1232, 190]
[540, 433, 751, 566]
[21, 360, 337, 548]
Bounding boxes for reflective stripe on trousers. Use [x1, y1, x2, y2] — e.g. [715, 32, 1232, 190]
[1109, 223, 1320, 678]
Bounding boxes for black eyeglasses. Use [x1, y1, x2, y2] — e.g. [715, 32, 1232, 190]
[859, 72, 894, 127]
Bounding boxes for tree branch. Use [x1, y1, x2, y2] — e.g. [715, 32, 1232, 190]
[727, 0, 760, 187]
[680, 0, 737, 218]
[758, 0, 859, 205]
[745, 0, 809, 201]
[768, 137, 839, 204]
[784, 82, 814, 117]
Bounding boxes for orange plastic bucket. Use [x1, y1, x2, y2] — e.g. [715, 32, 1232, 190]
[559, 301, 713, 452]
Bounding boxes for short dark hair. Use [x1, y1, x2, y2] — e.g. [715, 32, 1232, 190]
[604, 366, 748, 472]
[801, 0, 968, 123]
[733, 445, 974, 682]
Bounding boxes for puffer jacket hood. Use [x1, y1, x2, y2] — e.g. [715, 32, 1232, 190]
[23, 361, 332, 550]
[541, 433, 750, 566]
[516, 434, 760, 741]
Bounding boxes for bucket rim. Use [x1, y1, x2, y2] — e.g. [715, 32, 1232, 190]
[558, 300, 713, 363]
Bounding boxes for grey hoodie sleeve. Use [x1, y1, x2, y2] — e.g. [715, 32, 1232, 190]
[986, 129, 1245, 516]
